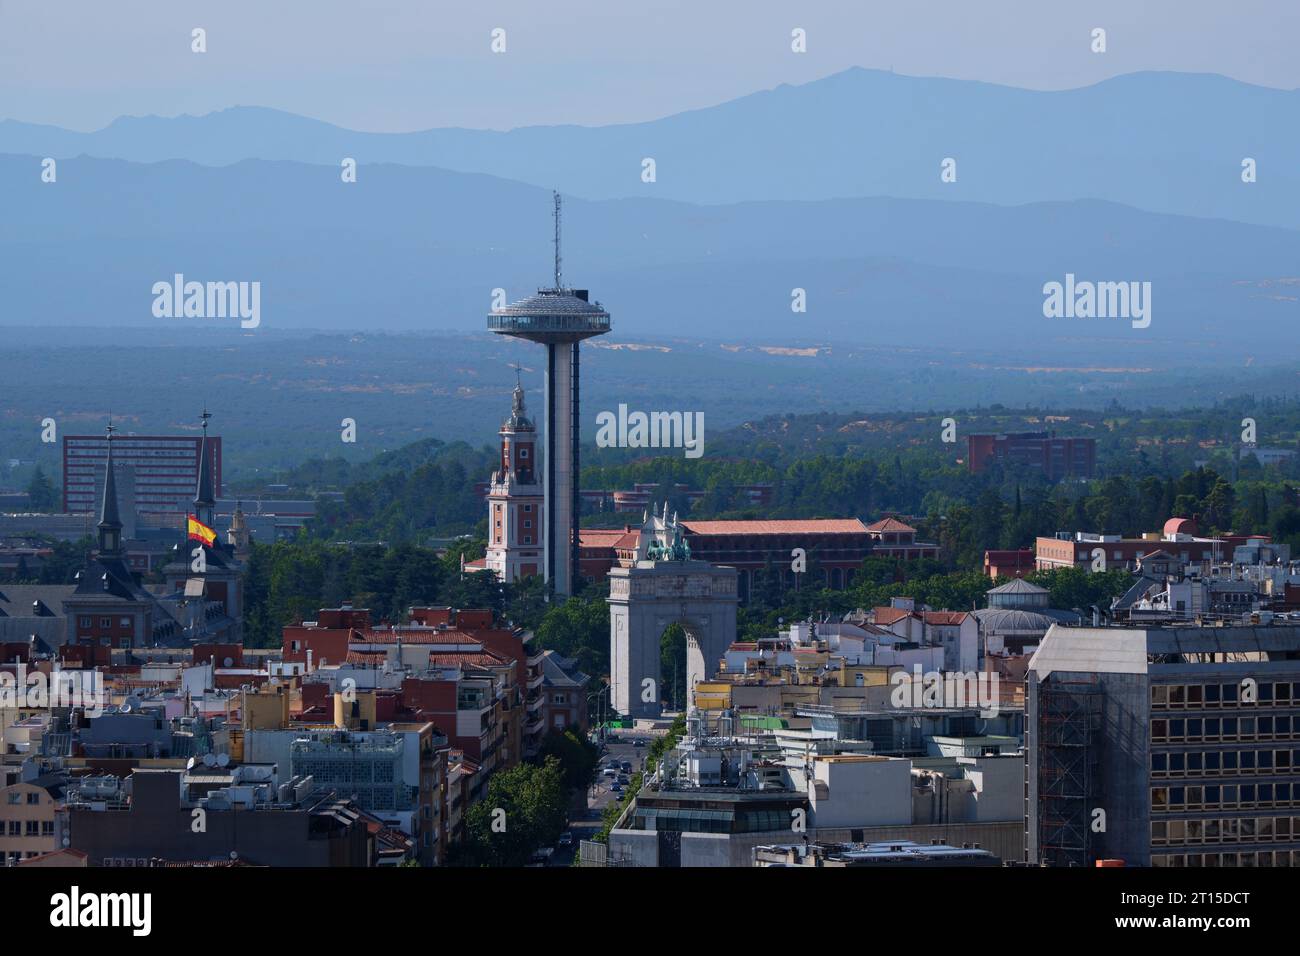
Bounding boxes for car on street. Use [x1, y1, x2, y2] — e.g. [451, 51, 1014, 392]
[620, 761, 632, 773]
[557, 832, 574, 848]
[611, 782, 623, 793]
[617, 774, 630, 785]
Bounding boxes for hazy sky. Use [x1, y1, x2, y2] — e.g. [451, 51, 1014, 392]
[2, 0, 1297, 132]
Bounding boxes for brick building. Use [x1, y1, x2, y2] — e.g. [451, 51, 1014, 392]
[967, 432, 1095, 479]
[64, 433, 221, 515]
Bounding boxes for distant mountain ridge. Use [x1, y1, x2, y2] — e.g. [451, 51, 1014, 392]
[2, 69, 1298, 228]
[2, 151, 1298, 348]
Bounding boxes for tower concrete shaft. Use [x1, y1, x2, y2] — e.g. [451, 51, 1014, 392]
[544, 340, 581, 596]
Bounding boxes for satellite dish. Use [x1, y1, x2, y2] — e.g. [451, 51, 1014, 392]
[230, 850, 238, 860]
[223, 657, 234, 668]
[203, 753, 217, 768]
[186, 757, 196, 771]
[217, 753, 230, 767]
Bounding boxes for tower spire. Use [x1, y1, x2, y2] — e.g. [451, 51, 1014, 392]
[97, 418, 123, 555]
[194, 407, 215, 527]
[553, 190, 563, 290]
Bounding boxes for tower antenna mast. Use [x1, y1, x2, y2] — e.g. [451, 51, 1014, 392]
[553, 190, 563, 290]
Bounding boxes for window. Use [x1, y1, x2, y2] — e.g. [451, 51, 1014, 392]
[520, 448, 529, 459]
[26, 792, 39, 805]
[119, 617, 131, 628]
[79, 617, 92, 628]
[99, 617, 111, 628]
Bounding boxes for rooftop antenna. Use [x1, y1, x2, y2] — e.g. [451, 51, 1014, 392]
[552, 190, 563, 290]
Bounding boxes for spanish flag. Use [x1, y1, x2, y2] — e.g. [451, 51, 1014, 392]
[187, 515, 217, 547]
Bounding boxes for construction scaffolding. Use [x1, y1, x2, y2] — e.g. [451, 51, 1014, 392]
[1036, 678, 1102, 867]
[576, 840, 638, 867]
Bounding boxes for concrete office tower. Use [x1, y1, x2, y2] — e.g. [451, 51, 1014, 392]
[1026, 622, 1300, 867]
[488, 193, 610, 597]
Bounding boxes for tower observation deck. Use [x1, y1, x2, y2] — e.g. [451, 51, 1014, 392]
[488, 193, 611, 597]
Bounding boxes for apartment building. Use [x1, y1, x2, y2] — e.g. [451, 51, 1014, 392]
[1026, 622, 1300, 867]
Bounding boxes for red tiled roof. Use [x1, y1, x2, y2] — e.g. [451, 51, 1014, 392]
[579, 528, 633, 542]
[358, 628, 481, 645]
[427, 650, 511, 668]
[866, 517, 917, 534]
[682, 519, 869, 536]
[579, 529, 640, 550]
[873, 607, 916, 625]
[345, 651, 388, 665]
[922, 611, 969, 625]
[15, 848, 87, 866]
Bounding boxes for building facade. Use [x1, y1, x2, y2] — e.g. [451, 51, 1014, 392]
[64, 433, 221, 515]
[1026, 623, 1300, 867]
[966, 432, 1095, 479]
